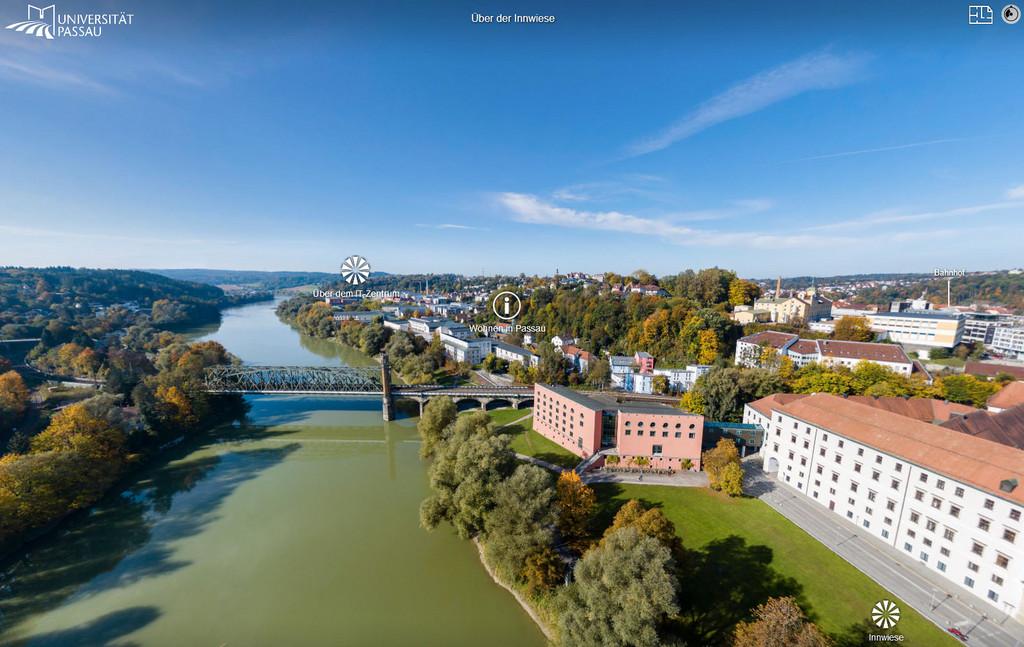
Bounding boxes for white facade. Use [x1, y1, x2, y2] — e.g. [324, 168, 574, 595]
[493, 341, 539, 367]
[749, 401, 1024, 620]
[439, 333, 493, 364]
[992, 327, 1024, 360]
[632, 372, 653, 394]
[653, 365, 710, 392]
[867, 312, 964, 348]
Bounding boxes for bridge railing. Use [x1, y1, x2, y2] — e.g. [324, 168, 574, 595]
[204, 365, 384, 393]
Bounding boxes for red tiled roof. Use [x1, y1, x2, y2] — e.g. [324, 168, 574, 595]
[965, 362, 1024, 380]
[845, 396, 976, 423]
[747, 393, 809, 417]
[988, 381, 1024, 410]
[777, 394, 1024, 505]
[817, 339, 910, 364]
[739, 331, 798, 349]
[788, 340, 819, 355]
[941, 404, 1024, 450]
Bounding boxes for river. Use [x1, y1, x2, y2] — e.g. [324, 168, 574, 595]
[0, 299, 545, 646]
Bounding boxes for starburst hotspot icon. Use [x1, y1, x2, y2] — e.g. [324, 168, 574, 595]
[871, 600, 900, 629]
[341, 255, 371, 285]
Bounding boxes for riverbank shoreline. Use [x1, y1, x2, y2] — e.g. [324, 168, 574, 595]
[473, 538, 556, 644]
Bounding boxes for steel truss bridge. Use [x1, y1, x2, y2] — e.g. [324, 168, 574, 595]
[203, 360, 533, 420]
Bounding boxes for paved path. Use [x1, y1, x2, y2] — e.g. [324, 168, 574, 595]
[583, 469, 708, 487]
[748, 462, 1024, 647]
[514, 453, 565, 473]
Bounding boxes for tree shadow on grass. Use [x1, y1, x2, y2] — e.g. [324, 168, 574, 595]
[7, 606, 160, 647]
[589, 484, 807, 646]
[0, 432, 300, 640]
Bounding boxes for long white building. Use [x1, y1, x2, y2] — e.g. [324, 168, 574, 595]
[746, 393, 1024, 620]
[867, 311, 964, 349]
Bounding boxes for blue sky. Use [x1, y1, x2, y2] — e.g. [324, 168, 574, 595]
[1, 0, 1022, 278]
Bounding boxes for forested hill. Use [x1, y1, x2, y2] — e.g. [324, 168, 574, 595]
[0, 267, 235, 336]
[151, 268, 342, 290]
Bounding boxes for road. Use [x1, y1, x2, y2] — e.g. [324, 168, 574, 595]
[747, 460, 1024, 647]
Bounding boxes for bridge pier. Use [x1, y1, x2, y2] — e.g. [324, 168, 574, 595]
[381, 353, 395, 422]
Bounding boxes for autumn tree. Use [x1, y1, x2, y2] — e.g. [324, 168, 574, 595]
[832, 316, 874, 342]
[703, 438, 743, 495]
[556, 470, 597, 552]
[32, 402, 127, 464]
[732, 596, 832, 647]
[697, 329, 720, 364]
[0, 370, 30, 430]
[522, 546, 563, 596]
[728, 279, 761, 307]
[602, 499, 684, 562]
[938, 374, 1001, 408]
[557, 527, 679, 647]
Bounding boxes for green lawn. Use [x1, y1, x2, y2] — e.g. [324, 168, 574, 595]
[593, 484, 957, 647]
[924, 357, 966, 368]
[483, 408, 581, 470]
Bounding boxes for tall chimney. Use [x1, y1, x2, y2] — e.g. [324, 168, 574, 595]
[776, 276, 782, 298]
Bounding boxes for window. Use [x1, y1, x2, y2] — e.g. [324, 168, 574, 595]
[955, 487, 965, 498]
[968, 562, 979, 572]
[919, 551, 928, 562]
[895, 463, 903, 472]
[834, 454, 842, 464]
[875, 455, 883, 465]
[868, 491, 876, 502]
[903, 542, 913, 552]
[838, 440, 844, 448]
[847, 511, 854, 519]
[907, 529, 916, 538]
[891, 479, 900, 490]
[992, 574, 1004, 586]
[984, 499, 995, 510]
[979, 518, 990, 531]
[863, 520, 871, 529]
[936, 479, 945, 490]
[882, 529, 890, 539]
[854, 463, 862, 473]
[871, 470, 880, 481]
[819, 448, 826, 457]
[848, 497, 855, 505]
[857, 447, 864, 456]
[914, 490, 924, 501]
[625, 429, 632, 436]
[920, 473, 928, 483]
[816, 465, 823, 475]
[926, 520, 936, 532]
[972, 542, 984, 556]
[995, 554, 1009, 568]
[884, 517, 892, 526]
[931, 498, 942, 509]
[1003, 529, 1016, 543]
[688, 432, 695, 439]
[950, 505, 961, 518]
[851, 482, 859, 493]
[964, 577, 974, 588]
[944, 528, 956, 541]
[988, 591, 999, 602]
[923, 537, 932, 547]
[937, 561, 946, 572]
[637, 421, 644, 427]
[1011, 509, 1021, 521]
[910, 512, 920, 523]
[887, 500, 896, 511]
[831, 473, 839, 483]
[674, 432, 681, 438]
[940, 547, 950, 557]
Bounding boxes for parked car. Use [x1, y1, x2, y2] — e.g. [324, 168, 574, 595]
[947, 627, 968, 641]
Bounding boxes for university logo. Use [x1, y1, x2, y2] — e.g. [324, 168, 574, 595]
[6, 4, 55, 40]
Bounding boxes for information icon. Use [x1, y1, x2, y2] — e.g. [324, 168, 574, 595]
[492, 291, 522, 321]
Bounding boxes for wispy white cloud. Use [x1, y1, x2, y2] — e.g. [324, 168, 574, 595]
[1007, 185, 1024, 200]
[626, 50, 869, 157]
[496, 193, 842, 248]
[805, 200, 1023, 231]
[795, 137, 972, 162]
[0, 57, 112, 93]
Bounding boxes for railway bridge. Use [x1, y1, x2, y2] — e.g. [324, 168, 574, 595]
[202, 354, 533, 420]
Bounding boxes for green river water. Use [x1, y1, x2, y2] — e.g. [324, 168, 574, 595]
[0, 299, 545, 647]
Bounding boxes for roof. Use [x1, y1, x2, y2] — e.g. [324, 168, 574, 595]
[870, 311, 962, 321]
[535, 383, 606, 410]
[988, 381, 1024, 410]
[777, 394, 1024, 505]
[940, 404, 1024, 450]
[739, 331, 798, 349]
[493, 341, 534, 357]
[844, 396, 976, 423]
[746, 393, 809, 417]
[635, 351, 653, 358]
[965, 362, 1024, 380]
[816, 339, 911, 364]
[788, 340, 819, 355]
[609, 355, 634, 366]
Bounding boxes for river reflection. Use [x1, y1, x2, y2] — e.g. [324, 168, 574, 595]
[0, 301, 544, 647]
